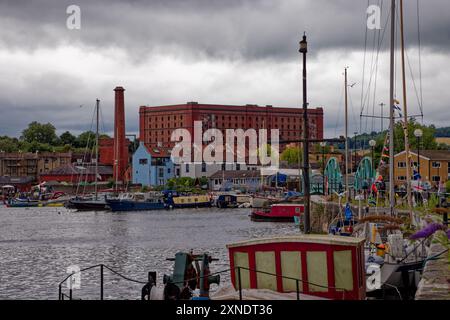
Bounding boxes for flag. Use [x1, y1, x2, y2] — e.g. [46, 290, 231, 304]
[412, 169, 421, 181]
[371, 183, 378, 194]
[345, 203, 353, 221]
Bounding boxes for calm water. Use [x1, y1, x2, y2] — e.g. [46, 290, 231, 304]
[0, 205, 298, 300]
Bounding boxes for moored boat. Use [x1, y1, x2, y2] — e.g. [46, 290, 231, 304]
[163, 190, 212, 209]
[227, 235, 366, 300]
[106, 192, 166, 212]
[216, 194, 238, 208]
[6, 199, 40, 208]
[251, 203, 304, 222]
[65, 195, 110, 211]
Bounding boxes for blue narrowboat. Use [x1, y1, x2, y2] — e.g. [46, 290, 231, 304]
[106, 193, 166, 212]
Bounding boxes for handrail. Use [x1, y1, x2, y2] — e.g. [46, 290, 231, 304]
[58, 263, 148, 300]
[58, 263, 350, 300]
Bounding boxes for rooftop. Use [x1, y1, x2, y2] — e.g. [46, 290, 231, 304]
[209, 170, 261, 180]
[41, 163, 113, 176]
[395, 150, 450, 160]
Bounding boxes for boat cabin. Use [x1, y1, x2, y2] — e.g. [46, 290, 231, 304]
[227, 235, 366, 300]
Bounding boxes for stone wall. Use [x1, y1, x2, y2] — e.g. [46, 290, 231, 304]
[415, 240, 450, 300]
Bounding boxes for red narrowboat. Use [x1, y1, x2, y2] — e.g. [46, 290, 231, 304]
[250, 203, 304, 222]
[227, 235, 366, 300]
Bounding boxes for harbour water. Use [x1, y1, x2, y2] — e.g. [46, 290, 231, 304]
[0, 205, 298, 300]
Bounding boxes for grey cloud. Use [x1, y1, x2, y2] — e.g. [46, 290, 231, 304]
[1, 0, 449, 62]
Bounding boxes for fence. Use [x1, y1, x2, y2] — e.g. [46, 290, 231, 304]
[58, 263, 349, 300]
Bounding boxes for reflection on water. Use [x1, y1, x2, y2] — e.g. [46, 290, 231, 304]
[0, 206, 298, 299]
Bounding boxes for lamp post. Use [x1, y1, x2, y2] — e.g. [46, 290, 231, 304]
[299, 33, 310, 234]
[320, 141, 327, 195]
[414, 128, 423, 179]
[369, 139, 377, 177]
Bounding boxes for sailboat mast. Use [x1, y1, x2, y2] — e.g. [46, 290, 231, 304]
[95, 99, 100, 200]
[344, 67, 349, 201]
[389, 0, 396, 215]
[400, 0, 413, 216]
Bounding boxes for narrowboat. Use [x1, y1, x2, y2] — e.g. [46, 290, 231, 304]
[163, 190, 212, 209]
[216, 194, 238, 208]
[227, 235, 366, 300]
[106, 192, 166, 212]
[251, 203, 304, 222]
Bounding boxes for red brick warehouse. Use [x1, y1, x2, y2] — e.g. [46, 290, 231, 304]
[139, 102, 324, 150]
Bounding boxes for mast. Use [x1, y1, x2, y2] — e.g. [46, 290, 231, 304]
[95, 99, 100, 200]
[400, 0, 413, 216]
[344, 67, 349, 201]
[389, 0, 396, 215]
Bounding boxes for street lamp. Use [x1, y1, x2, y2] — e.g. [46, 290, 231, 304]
[320, 141, 327, 195]
[414, 129, 423, 178]
[369, 139, 376, 175]
[299, 33, 310, 234]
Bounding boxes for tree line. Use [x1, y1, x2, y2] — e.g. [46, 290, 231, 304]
[0, 121, 110, 153]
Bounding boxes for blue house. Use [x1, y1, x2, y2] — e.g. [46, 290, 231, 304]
[132, 142, 174, 187]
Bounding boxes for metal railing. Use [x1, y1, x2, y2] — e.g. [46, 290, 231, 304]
[58, 262, 350, 300]
[58, 264, 149, 300]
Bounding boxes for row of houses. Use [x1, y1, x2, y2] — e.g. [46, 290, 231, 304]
[2, 144, 450, 192]
[131, 144, 450, 190]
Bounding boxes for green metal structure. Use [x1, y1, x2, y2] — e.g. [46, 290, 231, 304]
[354, 156, 375, 192]
[324, 157, 343, 195]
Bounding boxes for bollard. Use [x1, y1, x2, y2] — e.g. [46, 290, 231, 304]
[296, 280, 300, 300]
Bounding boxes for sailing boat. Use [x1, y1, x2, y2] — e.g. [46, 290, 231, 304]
[66, 99, 110, 211]
[353, 0, 427, 299]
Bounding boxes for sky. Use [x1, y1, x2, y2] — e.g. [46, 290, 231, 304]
[0, 0, 449, 139]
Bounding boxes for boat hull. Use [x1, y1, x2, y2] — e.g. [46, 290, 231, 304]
[250, 212, 296, 222]
[66, 199, 108, 211]
[250, 204, 304, 223]
[106, 199, 166, 212]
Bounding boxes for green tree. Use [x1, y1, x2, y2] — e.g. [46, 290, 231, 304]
[0, 136, 19, 152]
[393, 120, 437, 153]
[280, 146, 302, 165]
[76, 131, 96, 148]
[21, 122, 58, 145]
[60, 131, 76, 146]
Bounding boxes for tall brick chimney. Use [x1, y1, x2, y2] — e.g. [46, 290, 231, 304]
[113, 86, 127, 183]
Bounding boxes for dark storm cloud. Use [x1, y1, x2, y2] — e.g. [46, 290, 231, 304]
[1, 0, 449, 61]
[0, 0, 449, 138]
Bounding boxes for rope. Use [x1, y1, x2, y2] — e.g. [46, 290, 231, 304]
[416, 0, 424, 121]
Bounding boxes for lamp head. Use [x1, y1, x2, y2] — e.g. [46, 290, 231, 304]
[299, 34, 307, 53]
[414, 128, 423, 138]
